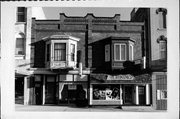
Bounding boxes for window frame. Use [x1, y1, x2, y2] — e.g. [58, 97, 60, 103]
[54, 43, 66, 61]
[17, 7, 26, 23]
[15, 38, 25, 55]
[129, 44, 134, 61]
[114, 43, 127, 61]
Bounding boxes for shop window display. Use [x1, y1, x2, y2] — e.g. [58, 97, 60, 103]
[93, 85, 120, 100]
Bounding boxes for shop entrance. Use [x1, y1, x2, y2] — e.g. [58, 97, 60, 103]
[124, 85, 133, 104]
[45, 76, 56, 104]
[15, 77, 24, 104]
[138, 86, 146, 105]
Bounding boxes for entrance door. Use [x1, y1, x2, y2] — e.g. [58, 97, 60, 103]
[124, 85, 133, 104]
[138, 86, 146, 105]
[45, 76, 56, 104]
[35, 85, 42, 105]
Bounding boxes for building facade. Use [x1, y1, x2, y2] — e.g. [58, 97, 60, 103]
[27, 13, 153, 107]
[131, 8, 167, 110]
[14, 8, 167, 110]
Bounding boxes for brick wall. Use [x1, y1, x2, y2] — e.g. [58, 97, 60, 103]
[32, 14, 144, 69]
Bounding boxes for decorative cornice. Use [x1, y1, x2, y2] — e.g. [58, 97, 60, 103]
[156, 8, 167, 15]
[157, 35, 167, 43]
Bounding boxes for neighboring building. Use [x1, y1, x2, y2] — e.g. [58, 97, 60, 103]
[27, 13, 153, 107]
[15, 7, 46, 105]
[131, 8, 167, 110]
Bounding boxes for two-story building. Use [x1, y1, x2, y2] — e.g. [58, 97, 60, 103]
[131, 8, 167, 110]
[28, 13, 153, 107]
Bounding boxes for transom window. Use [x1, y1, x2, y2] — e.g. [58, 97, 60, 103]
[15, 38, 25, 55]
[54, 43, 66, 61]
[114, 44, 126, 61]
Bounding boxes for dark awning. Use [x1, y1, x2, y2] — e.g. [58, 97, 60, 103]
[90, 73, 151, 84]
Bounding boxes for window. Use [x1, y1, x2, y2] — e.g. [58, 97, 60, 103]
[159, 41, 167, 59]
[54, 43, 66, 61]
[15, 38, 25, 55]
[156, 8, 167, 29]
[70, 44, 75, 61]
[129, 44, 134, 61]
[114, 44, 126, 61]
[46, 44, 50, 61]
[17, 7, 26, 22]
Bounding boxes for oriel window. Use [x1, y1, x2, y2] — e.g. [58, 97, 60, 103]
[54, 43, 66, 61]
[17, 7, 26, 22]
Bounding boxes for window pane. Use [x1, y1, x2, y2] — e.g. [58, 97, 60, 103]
[17, 7, 25, 22]
[54, 43, 66, 61]
[115, 45, 120, 60]
[46, 44, 50, 61]
[121, 44, 126, 60]
[16, 38, 24, 55]
[70, 44, 75, 61]
[129, 45, 133, 61]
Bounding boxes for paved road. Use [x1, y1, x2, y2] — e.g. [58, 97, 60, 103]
[15, 104, 163, 112]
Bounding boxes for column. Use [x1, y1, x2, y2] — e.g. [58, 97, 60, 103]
[146, 84, 150, 105]
[89, 84, 93, 105]
[135, 85, 139, 105]
[42, 75, 45, 105]
[24, 76, 29, 105]
[119, 85, 123, 105]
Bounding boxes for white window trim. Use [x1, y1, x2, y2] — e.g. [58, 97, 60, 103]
[129, 44, 134, 61]
[114, 43, 126, 61]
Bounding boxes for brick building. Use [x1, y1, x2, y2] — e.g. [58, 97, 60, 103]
[27, 12, 153, 106]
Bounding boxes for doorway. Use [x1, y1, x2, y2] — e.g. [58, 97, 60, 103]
[124, 85, 133, 104]
[45, 76, 56, 104]
[138, 86, 146, 105]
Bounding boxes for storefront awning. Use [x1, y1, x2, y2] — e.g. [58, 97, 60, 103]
[90, 73, 151, 84]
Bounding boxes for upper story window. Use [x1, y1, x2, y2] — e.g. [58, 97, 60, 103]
[70, 44, 75, 61]
[15, 38, 25, 55]
[156, 8, 167, 29]
[17, 7, 26, 22]
[129, 44, 134, 61]
[54, 43, 66, 61]
[114, 43, 126, 61]
[157, 35, 167, 60]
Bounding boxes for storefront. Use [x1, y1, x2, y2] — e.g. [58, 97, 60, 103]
[26, 68, 89, 106]
[89, 73, 152, 106]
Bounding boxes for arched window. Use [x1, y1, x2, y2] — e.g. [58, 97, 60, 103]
[156, 8, 167, 29]
[157, 35, 167, 59]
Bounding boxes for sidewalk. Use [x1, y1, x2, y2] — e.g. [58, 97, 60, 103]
[15, 104, 163, 112]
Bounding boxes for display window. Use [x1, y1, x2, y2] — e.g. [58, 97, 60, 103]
[93, 84, 120, 100]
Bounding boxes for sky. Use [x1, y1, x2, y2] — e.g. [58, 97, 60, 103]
[34, 7, 133, 21]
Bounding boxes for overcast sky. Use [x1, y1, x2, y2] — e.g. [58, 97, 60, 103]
[40, 7, 133, 21]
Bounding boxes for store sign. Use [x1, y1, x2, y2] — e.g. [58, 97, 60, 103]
[68, 84, 77, 90]
[107, 74, 134, 80]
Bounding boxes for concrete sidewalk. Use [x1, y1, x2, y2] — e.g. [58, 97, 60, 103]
[15, 104, 164, 112]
